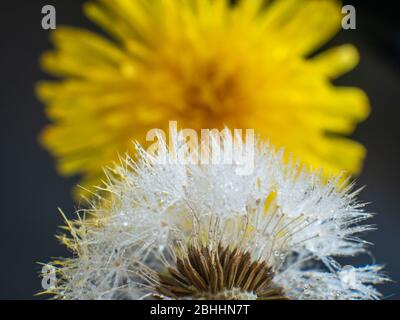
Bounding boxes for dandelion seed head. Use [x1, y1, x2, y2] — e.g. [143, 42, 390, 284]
[44, 135, 387, 300]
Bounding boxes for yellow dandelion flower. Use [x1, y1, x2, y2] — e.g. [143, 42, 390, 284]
[37, 0, 369, 198]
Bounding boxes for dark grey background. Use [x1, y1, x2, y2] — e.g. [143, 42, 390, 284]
[0, 1, 399, 299]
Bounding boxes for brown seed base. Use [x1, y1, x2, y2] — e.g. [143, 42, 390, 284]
[157, 243, 288, 300]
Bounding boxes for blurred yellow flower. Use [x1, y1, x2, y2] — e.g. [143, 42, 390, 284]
[37, 0, 369, 198]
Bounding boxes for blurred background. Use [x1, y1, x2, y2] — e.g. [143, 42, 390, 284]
[0, 0, 398, 299]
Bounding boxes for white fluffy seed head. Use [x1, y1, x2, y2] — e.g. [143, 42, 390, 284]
[44, 133, 388, 300]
